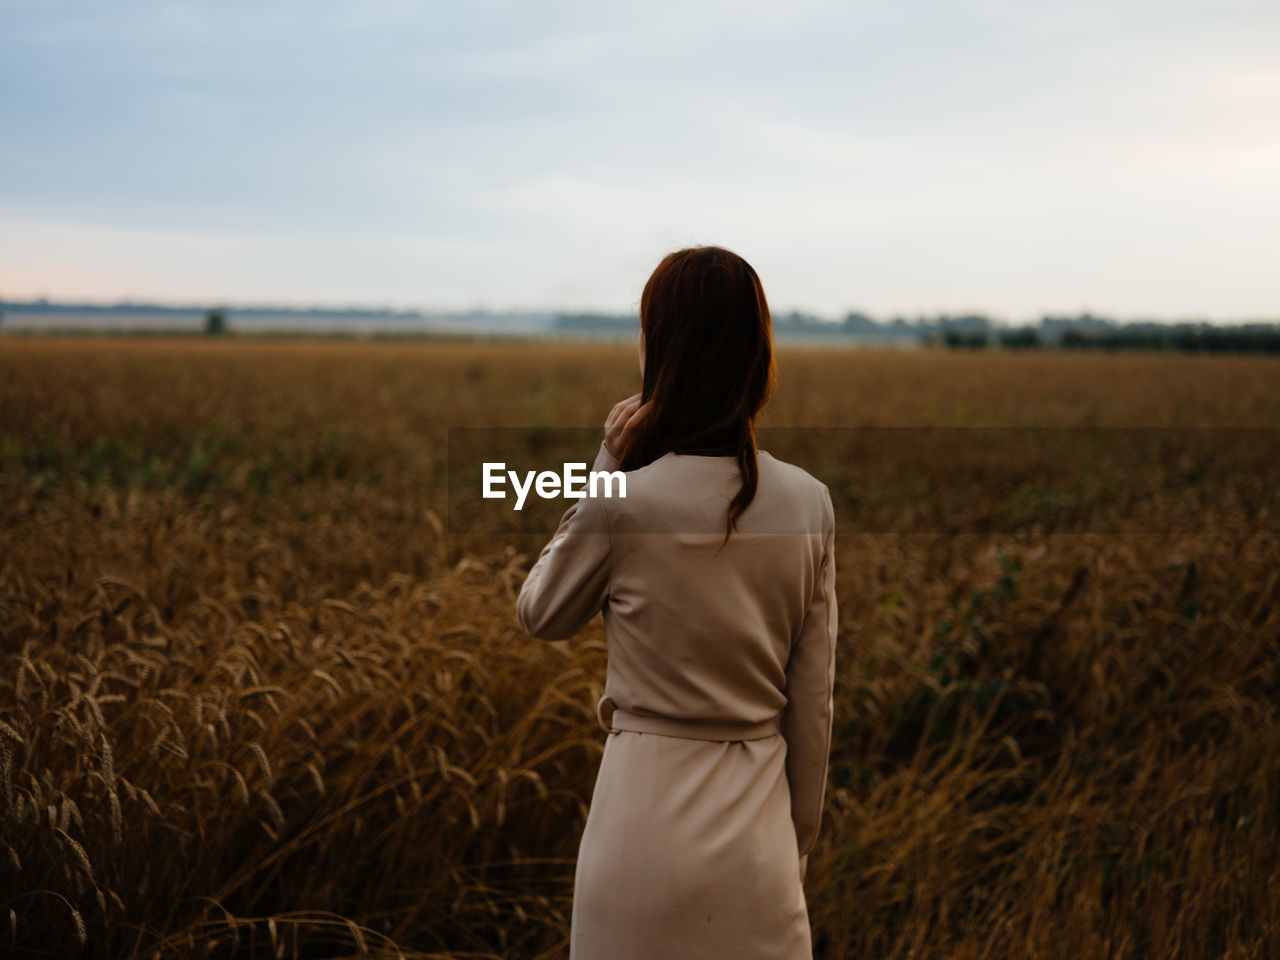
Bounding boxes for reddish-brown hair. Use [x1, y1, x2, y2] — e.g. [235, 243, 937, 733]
[619, 246, 777, 546]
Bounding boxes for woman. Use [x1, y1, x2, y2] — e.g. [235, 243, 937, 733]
[517, 246, 837, 959]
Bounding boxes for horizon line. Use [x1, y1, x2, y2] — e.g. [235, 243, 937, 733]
[3, 296, 1277, 328]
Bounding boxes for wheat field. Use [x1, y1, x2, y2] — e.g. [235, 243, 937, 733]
[2, 336, 1278, 959]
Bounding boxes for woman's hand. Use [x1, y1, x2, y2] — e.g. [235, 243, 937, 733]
[604, 392, 651, 460]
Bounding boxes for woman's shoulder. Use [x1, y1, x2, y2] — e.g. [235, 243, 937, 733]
[757, 451, 835, 526]
[758, 450, 829, 495]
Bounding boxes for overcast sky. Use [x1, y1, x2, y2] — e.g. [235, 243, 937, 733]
[2, 0, 1277, 321]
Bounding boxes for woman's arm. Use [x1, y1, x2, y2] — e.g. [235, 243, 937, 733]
[780, 486, 838, 859]
[517, 394, 648, 641]
[515, 441, 618, 641]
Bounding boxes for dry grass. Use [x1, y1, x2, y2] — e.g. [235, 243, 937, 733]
[1, 336, 1278, 958]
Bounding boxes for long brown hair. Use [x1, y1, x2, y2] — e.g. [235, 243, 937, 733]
[619, 246, 777, 546]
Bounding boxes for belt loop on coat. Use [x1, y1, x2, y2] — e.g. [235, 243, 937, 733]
[596, 694, 618, 735]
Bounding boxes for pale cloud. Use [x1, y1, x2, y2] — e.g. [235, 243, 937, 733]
[1, 0, 1278, 319]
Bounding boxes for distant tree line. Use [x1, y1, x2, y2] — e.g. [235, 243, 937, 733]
[926, 314, 1280, 353]
[800, 311, 1280, 353]
[552, 313, 636, 333]
[1054, 322, 1280, 353]
[0, 299, 424, 319]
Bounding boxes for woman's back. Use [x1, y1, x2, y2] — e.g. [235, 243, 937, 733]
[595, 447, 832, 726]
[517, 440, 837, 960]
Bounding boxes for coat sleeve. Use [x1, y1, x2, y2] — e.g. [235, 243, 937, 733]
[516, 441, 618, 641]
[780, 485, 838, 858]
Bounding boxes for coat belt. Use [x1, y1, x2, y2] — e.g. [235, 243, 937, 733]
[596, 695, 779, 742]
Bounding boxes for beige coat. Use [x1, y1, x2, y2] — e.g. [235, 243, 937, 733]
[518, 440, 837, 960]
